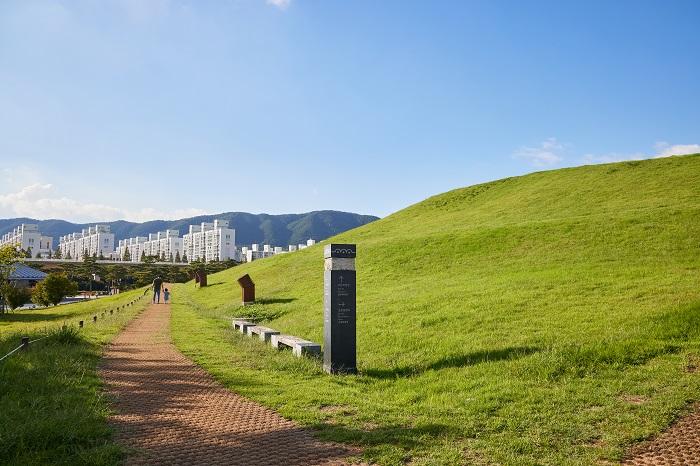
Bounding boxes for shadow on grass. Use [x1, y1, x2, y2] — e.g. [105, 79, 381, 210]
[311, 421, 457, 462]
[362, 346, 540, 379]
[257, 297, 297, 305]
[0, 312, 66, 323]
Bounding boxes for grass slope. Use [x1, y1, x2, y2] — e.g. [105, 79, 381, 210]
[171, 155, 700, 465]
[0, 289, 148, 465]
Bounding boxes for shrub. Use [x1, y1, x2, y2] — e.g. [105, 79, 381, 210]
[31, 273, 79, 307]
[1, 283, 31, 310]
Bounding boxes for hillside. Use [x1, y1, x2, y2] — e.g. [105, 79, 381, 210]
[0, 210, 378, 246]
[170, 155, 700, 465]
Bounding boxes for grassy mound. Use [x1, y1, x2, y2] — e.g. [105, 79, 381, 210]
[171, 155, 700, 465]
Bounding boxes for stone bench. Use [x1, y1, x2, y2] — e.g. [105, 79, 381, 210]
[232, 319, 255, 334]
[246, 325, 280, 342]
[270, 334, 321, 358]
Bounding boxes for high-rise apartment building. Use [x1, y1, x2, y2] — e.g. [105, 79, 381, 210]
[0, 224, 53, 258]
[58, 225, 115, 259]
[182, 219, 235, 262]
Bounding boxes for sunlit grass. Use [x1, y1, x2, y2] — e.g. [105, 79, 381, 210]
[0, 288, 148, 466]
[171, 155, 700, 465]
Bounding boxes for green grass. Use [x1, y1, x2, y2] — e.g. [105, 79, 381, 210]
[0, 288, 149, 465]
[170, 155, 700, 465]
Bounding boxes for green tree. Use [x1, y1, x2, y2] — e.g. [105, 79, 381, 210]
[35, 251, 42, 258]
[160, 252, 166, 262]
[65, 251, 72, 260]
[182, 252, 188, 263]
[140, 251, 146, 262]
[31, 282, 50, 307]
[169, 252, 174, 262]
[0, 245, 25, 315]
[32, 273, 78, 306]
[123, 246, 131, 262]
[48, 249, 53, 259]
[98, 252, 105, 260]
[82, 249, 89, 261]
[175, 250, 181, 263]
[25, 247, 32, 258]
[1, 283, 31, 310]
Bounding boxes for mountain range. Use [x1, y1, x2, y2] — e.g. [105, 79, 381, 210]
[0, 211, 379, 247]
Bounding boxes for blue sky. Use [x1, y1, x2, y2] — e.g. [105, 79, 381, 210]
[1, 0, 698, 222]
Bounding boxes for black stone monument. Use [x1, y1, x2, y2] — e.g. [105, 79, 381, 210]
[323, 244, 357, 374]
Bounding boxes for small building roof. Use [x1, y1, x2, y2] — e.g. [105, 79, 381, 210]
[9, 263, 47, 281]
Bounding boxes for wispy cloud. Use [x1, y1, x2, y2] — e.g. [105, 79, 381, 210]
[0, 183, 207, 223]
[654, 142, 700, 158]
[583, 141, 700, 165]
[266, 0, 291, 10]
[581, 152, 645, 164]
[513, 137, 565, 167]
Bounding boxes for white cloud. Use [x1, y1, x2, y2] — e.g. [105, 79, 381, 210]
[582, 152, 645, 164]
[654, 142, 700, 158]
[267, 0, 291, 10]
[513, 137, 565, 167]
[0, 183, 207, 223]
[582, 142, 700, 165]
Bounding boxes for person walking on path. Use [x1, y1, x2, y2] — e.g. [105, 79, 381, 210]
[163, 287, 170, 304]
[152, 276, 163, 304]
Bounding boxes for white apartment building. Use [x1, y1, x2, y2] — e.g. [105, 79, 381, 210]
[240, 239, 316, 263]
[0, 224, 53, 258]
[182, 220, 235, 262]
[58, 225, 115, 259]
[242, 244, 274, 262]
[116, 236, 147, 262]
[145, 230, 183, 261]
[116, 230, 184, 262]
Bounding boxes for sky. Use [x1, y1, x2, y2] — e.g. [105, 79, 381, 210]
[1, 0, 699, 223]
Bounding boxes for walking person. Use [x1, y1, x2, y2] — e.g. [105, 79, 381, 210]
[163, 287, 170, 304]
[152, 276, 163, 304]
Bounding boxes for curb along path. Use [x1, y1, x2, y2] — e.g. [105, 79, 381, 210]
[100, 298, 357, 465]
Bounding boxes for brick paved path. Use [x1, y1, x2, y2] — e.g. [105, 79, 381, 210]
[100, 300, 356, 465]
[622, 404, 700, 466]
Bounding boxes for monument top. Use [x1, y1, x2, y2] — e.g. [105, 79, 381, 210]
[324, 244, 356, 259]
[237, 274, 255, 288]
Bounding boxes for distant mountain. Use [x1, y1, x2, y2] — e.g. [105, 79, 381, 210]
[0, 211, 379, 247]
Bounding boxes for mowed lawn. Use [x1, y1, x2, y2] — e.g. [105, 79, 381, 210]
[0, 288, 149, 466]
[170, 155, 700, 465]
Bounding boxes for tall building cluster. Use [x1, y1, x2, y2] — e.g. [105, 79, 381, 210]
[58, 225, 115, 259]
[3, 219, 316, 264]
[116, 230, 184, 262]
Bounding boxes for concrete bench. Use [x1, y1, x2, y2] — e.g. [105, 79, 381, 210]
[246, 325, 280, 342]
[232, 319, 255, 334]
[270, 334, 321, 358]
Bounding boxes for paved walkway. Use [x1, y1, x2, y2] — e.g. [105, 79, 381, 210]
[622, 403, 700, 465]
[100, 300, 356, 466]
